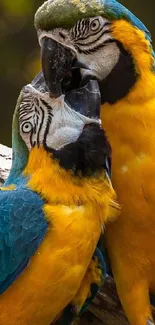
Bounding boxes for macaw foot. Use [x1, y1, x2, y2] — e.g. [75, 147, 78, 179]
[147, 318, 155, 325]
[72, 257, 103, 314]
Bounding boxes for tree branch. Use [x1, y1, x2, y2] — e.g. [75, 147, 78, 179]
[0, 144, 12, 185]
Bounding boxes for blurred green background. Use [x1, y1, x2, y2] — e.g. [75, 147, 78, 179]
[0, 0, 155, 147]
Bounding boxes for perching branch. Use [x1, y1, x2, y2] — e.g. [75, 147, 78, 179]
[0, 144, 12, 186]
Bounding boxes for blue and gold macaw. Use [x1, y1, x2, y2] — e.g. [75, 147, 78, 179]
[0, 72, 118, 325]
[34, 0, 155, 324]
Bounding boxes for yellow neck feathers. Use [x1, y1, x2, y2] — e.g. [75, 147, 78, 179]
[23, 147, 118, 223]
[111, 19, 155, 104]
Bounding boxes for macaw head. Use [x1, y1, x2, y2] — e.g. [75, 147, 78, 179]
[6, 71, 103, 184]
[18, 71, 101, 152]
[34, 0, 155, 104]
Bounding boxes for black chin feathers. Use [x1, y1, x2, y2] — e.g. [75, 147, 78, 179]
[100, 41, 138, 104]
[48, 123, 111, 177]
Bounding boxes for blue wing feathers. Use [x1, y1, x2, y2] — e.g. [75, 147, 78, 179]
[0, 184, 48, 294]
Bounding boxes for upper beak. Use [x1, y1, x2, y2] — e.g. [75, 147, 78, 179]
[40, 36, 101, 119]
[41, 37, 88, 98]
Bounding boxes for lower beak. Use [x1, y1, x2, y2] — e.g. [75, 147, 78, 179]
[41, 37, 75, 98]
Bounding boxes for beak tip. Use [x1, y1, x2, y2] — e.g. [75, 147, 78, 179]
[41, 37, 76, 99]
[48, 84, 62, 98]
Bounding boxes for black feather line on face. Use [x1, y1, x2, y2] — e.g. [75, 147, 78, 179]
[75, 30, 111, 47]
[45, 123, 111, 177]
[37, 106, 44, 147]
[100, 41, 138, 104]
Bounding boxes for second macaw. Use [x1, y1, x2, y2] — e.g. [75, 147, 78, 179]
[0, 72, 118, 325]
[34, 0, 155, 324]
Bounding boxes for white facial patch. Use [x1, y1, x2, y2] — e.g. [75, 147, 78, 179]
[72, 16, 120, 80]
[19, 86, 99, 151]
[79, 42, 120, 81]
[38, 16, 120, 82]
[45, 95, 99, 150]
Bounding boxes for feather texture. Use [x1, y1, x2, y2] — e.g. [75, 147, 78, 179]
[0, 145, 117, 325]
[0, 185, 47, 294]
[101, 18, 155, 325]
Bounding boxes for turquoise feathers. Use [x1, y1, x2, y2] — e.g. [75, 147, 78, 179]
[5, 93, 29, 186]
[0, 185, 47, 294]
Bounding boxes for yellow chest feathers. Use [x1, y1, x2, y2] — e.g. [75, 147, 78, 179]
[24, 146, 118, 223]
[0, 148, 118, 325]
[101, 20, 155, 211]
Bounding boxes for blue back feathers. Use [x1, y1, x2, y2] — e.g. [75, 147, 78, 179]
[0, 182, 47, 294]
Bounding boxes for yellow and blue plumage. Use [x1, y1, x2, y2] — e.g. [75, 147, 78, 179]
[34, 1, 155, 324]
[101, 19, 155, 325]
[0, 73, 118, 325]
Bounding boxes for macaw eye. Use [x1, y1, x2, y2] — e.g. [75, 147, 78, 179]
[21, 122, 33, 133]
[90, 19, 100, 31]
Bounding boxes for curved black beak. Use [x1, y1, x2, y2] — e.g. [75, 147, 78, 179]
[41, 37, 89, 98]
[40, 36, 101, 119]
[41, 37, 75, 98]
